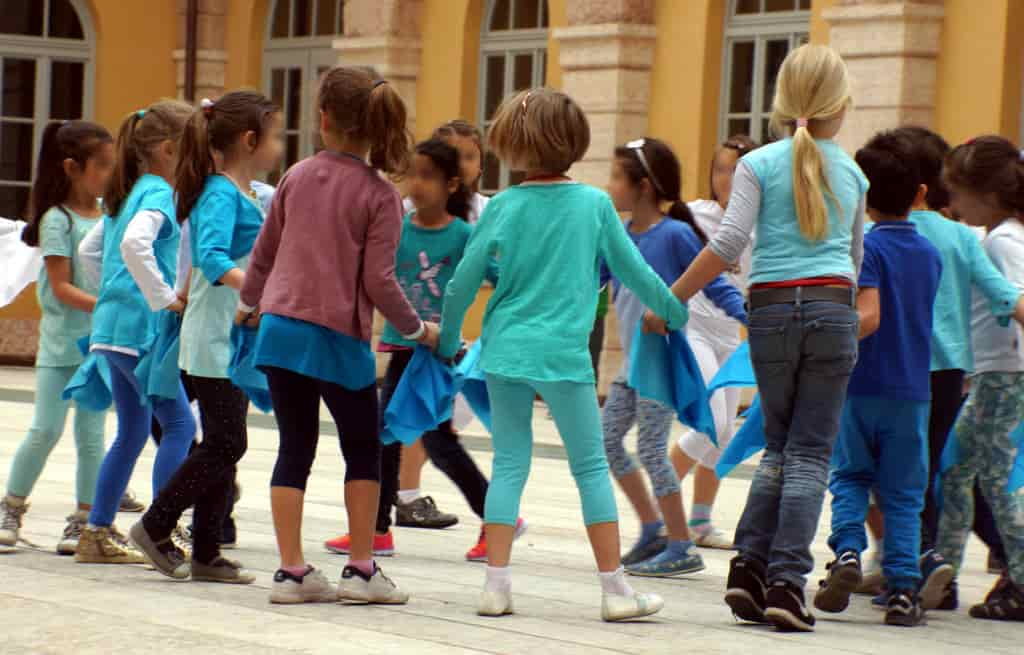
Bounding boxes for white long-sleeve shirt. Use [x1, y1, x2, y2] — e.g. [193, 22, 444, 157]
[971, 218, 1024, 373]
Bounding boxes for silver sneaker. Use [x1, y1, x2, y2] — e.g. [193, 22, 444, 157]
[269, 566, 337, 604]
[171, 523, 192, 561]
[0, 497, 27, 548]
[57, 510, 88, 555]
[338, 565, 409, 604]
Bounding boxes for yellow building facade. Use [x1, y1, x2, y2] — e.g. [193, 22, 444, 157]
[2, 0, 1023, 385]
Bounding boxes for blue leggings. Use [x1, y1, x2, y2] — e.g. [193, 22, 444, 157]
[88, 351, 195, 527]
[485, 374, 617, 526]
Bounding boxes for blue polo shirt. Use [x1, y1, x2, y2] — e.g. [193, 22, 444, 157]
[848, 220, 942, 401]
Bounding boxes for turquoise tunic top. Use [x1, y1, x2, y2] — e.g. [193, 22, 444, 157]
[36, 206, 101, 367]
[438, 182, 688, 384]
[253, 313, 375, 391]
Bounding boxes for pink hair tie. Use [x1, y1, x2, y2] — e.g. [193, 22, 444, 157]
[796, 117, 809, 128]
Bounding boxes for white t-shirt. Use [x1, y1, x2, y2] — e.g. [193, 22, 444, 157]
[971, 218, 1024, 374]
[687, 199, 750, 323]
[402, 192, 490, 224]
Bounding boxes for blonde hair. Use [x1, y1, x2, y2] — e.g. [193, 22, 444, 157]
[487, 88, 590, 174]
[769, 45, 851, 241]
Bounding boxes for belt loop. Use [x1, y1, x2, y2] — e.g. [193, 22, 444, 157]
[794, 286, 802, 310]
[849, 286, 856, 307]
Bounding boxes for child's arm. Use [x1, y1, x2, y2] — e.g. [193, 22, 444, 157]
[966, 229, 1022, 325]
[121, 210, 182, 313]
[856, 288, 880, 339]
[194, 191, 244, 290]
[364, 191, 426, 342]
[240, 177, 287, 312]
[439, 207, 498, 359]
[985, 232, 1024, 326]
[78, 220, 104, 289]
[850, 195, 866, 275]
[676, 226, 747, 324]
[45, 258, 96, 313]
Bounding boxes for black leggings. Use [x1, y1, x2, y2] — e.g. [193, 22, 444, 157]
[143, 376, 248, 563]
[265, 366, 380, 490]
[377, 350, 489, 533]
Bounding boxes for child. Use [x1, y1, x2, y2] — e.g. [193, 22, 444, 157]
[438, 88, 687, 622]
[936, 135, 1024, 621]
[325, 138, 520, 562]
[652, 45, 866, 632]
[128, 91, 283, 583]
[603, 137, 746, 577]
[240, 67, 437, 605]
[0, 121, 114, 554]
[75, 100, 198, 565]
[671, 134, 760, 550]
[813, 131, 942, 627]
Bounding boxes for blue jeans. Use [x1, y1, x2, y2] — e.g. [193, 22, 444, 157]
[829, 395, 929, 590]
[88, 351, 196, 527]
[735, 300, 858, 587]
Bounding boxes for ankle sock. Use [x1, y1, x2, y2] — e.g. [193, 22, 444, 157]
[639, 520, 664, 546]
[348, 559, 375, 576]
[282, 565, 308, 577]
[485, 565, 512, 593]
[599, 566, 635, 597]
[664, 539, 695, 558]
[688, 504, 712, 534]
[397, 489, 421, 505]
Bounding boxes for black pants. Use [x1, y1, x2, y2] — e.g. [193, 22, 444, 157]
[377, 350, 489, 534]
[265, 366, 380, 490]
[921, 369, 1006, 561]
[143, 376, 249, 563]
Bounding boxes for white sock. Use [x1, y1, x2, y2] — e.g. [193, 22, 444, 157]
[485, 565, 512, 593]
[397, 489, 422, 505]
[598, 567, 635, 597]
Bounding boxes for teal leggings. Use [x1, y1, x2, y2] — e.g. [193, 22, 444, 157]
[484, 374, 618, 526]
[6, 365, 106, 504]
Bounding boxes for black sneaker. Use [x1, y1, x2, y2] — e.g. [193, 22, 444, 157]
[918, 550, 955, 610]
[621, 535, 668, 567]
[765, 580, 815, 632]
[936, 580, 959, 611]
[968, 575, 1024, 621]
[724, 555, 769, 624]
[394, 496, 459, 529]
[885, 589, 925, 627]
[813, 550, 862, 613]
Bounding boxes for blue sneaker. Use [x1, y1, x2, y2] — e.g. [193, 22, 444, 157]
[626, 542, 705, 578]
[621, 535, 667, 567]
[918, 550, 954, 610]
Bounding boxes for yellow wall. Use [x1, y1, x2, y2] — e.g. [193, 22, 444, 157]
[226, 0, 269, 91]
[810, 0, 836, 45]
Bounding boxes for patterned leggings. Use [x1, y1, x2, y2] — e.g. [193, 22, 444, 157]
[937, 372, 1024, 585]
[602, 378, 678, 498]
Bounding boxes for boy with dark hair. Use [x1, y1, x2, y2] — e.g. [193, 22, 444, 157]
[813, 131, 944, 627]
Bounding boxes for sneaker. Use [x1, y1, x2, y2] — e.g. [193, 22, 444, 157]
[337, 565, 409, 604]
[128, 521, 190, 580]
[466, 518, 528, 563]
[0, 497, 27, 548]
[478, 590, 514, 616]
[626, 543, 705, 578]
[764, 580, 816, 632]
[395, 496, 459, 529]
[885, 588, 925, 627]
[968, 575, 1024, 621]
[918, 550, 955, 610]
[171, 523, 192, 561]
[75, 526, 146, 564]
[813, 551, 862, 613]
[191, 556, 255, 584]
[871, 590, 888, 611]
[936, 580, 959, 611]
[855, 550, 885, 595]
[601, 591, 665, 622]
[324, 531, 395, 557]
[118, 490, 146, 513]
[725, 555, 769, 624]
[621, 535, 668, 567]
[987, 551, 1007, 575]
[269, 566, 337, 604]
[693, 526, 736, 550]
[57, 511, 88, 555]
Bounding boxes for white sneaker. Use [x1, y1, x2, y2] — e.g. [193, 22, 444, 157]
[0, 497, 27, 548]
[57, 510, 88, 555]
[693, 526, 735, 550]
[478, 590, 514, 616]
[601, 592, 664, 622]
[269, 566, 338, 604]
[337, 565, 409, 604]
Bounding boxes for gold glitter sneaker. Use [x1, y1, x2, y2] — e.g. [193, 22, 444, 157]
[75, 526, 146, 564]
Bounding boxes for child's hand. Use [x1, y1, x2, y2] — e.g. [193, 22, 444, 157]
[642, 310, 668, 335]
[418, 321, 440, 350]
[234, 307, 261, 328]
[167, 298, 187, 314]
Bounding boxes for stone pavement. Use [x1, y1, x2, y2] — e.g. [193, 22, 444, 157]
[0, 366, 1017, 654]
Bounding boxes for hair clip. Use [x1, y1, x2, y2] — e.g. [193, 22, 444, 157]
[522, 91, 532, 112]
[200, 97, 215, 117]
[796, 117, 809, 128]
[136, 109, 146, 119]
[1019, 149, 1024, 163]
[372, 79, 387, 89]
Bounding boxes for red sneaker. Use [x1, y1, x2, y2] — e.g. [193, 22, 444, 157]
[324, 531, 395, 557]
[465, 519, 527, 562]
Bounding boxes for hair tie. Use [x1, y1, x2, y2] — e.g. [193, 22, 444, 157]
[796, 117, 809, 128]
[1018, 149, 1024, 163]
[136, 109, 146, 119]
[200, 98, 215, 117]
[372, 80, 387, 89]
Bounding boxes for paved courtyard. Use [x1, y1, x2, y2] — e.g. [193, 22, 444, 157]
[0, 366, 1016, 654]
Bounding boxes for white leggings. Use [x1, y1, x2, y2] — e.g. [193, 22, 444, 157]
[678, 316, 742, 468]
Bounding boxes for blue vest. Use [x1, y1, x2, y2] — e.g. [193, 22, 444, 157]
[91, 174, 180, 352]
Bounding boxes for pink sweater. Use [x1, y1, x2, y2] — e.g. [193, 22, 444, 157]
[241, 151, 421, 341]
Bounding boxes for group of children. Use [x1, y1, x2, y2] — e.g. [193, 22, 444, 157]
[0, 45, 1022, 630]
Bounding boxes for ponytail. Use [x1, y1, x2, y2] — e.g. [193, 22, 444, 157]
[791, 125, 840, 241]
[175, 110, 214, 222]
[23, 120, 112, 246]
[104, 111, 144, 218]
[665, 200, 707, 244]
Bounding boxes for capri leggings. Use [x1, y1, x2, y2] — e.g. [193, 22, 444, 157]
[264, 366, 380, 490]
[485, 374, 617, 526]
[602, 377, 678, 498]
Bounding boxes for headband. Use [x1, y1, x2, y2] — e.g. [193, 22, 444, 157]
[373, 79, 387, 89]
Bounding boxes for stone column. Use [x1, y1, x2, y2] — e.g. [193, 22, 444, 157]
[333, 0, 423, 134]
[174, 0, 228, 101]
[823, 0, 945, 152]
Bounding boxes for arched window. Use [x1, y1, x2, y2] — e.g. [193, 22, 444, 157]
[264, 0, 344, 183]
[478, 0, 549, 194]
[0, 0, 93, 218]
[721, 0, 810, 144]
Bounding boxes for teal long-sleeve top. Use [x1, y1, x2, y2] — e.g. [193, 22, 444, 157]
[438, 182, 688, 384]
[909, 210, 1020, 372]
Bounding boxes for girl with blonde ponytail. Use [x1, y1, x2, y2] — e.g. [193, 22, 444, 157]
[647, 44, 869, 632]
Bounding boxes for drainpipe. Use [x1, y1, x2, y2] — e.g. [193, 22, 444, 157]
[184, 0, 198, 102]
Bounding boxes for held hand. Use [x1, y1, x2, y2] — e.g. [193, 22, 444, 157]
[234, 307, 261, 328]
[167, 298, 186, 314]
[417, 321, 440, 351]
[642, 310, 668, 336]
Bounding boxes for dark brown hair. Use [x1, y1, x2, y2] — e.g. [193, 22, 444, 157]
[944, 135, 1024, 213]
[104, 100, 193, 218]
[433, 119, 484, 192]
[22, 121, 112, 247]
[855, 130, 922, 217]
[709, 134, 760, 203]
[415, 138, 471, 220]
[175, 91, 279, 221]
[488, 88, 590, 174]
[614, 137, 707, 243]
[318, 66, 413, 175]
[892, 126, 951, 211]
